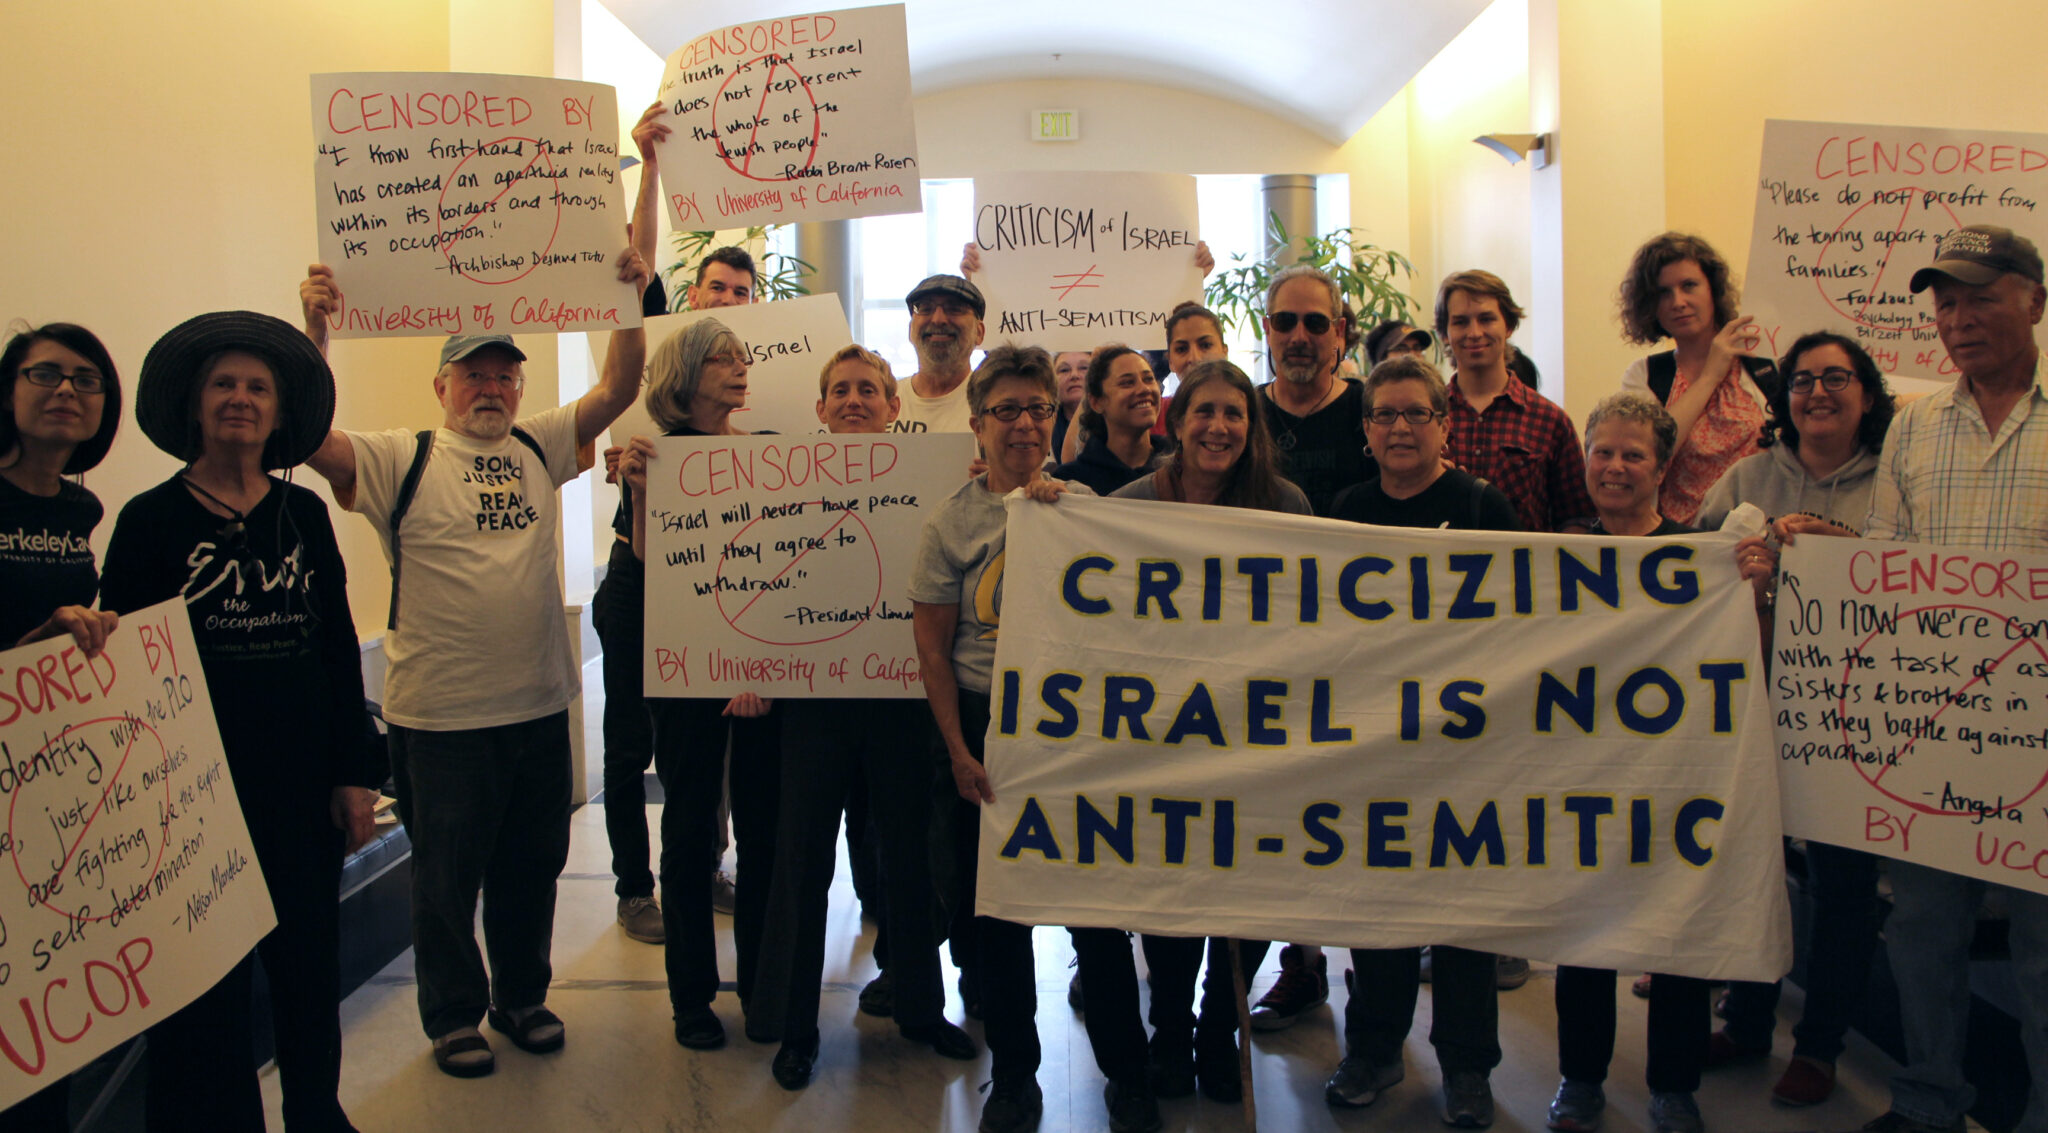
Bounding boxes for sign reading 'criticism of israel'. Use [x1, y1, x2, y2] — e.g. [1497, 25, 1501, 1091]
[977, 498, 1793, 982]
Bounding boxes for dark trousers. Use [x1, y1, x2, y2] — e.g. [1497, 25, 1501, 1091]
[389, 712, 572, 1039]
[592, 548, 658, 899]
[0, 1083, 67, 1133]
[1555, 966, 1712, 1093]
[146, 803, 351, 1131]
[754, 699, 946, 1039]
[941, 690, 1040, 1081]
[651, 697, 780, 1019]
[1348, 945, 1501, 1072]
[1142, 934, 1256, 1049]
[1721, 839, 1881, 1062]
[1069, 929, 1149, 1084]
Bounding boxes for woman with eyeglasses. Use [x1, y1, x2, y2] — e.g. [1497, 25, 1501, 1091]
[0, 323, 122, 1132]
[1051, 344, 1166, 495]
[615, 319, 782, 1052]
[1616, 232, 1780, 526]
[910, 345, 1094, 1133]
[99, 311, 380, 1133]
[1691, 332, 1896, 1109]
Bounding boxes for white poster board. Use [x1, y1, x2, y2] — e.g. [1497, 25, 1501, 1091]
[978, 499, 1792, 979]
[311, 72, 639, 339]
[972, 172, 1205, 351]
[0, 601, 274, 1106]
[652, 5, 920, 229]
[602, 295, 856, 448]
[641, 432, 975, 698]
[1773, 537, 2048, 894]
[1744, 119, 2048, 395]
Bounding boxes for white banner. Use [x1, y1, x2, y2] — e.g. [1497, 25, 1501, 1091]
[971, 172, 1205, 352]
[1744, 119, 2048, 396]
[978, 498, 1792, 981]
[1773, 537, 2048, 893]
[603, 294, 856, 446]
[311, 71, 638, 339]
[643, 432, 975, 698]
[0, 601, 274, 1107]
[653, 5, 920, 229]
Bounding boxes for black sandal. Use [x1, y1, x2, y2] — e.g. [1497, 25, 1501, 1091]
[487, 1006, 566, 1054]
[432, 1032, 496, 1078]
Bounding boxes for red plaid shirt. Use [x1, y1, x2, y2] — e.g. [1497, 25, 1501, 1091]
[1444, 375, 1594, 533]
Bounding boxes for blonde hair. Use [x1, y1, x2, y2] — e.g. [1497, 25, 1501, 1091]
[816, 343, 897, 399]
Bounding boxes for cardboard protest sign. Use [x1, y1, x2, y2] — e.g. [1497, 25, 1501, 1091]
[1773, 538, 2048, 894]
[0, 602, 274, 1106]
[978, 499, 1791, 980]
[603, 294, 856, 444]
[653, 5, 920, 229]
[311, 72, 639, 339]
[1744, 119, 2047, 395]
[972, 173, 1205, 352]
[641, 432, 974, 698]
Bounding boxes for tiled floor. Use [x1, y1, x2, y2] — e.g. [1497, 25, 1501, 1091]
[259, 798, 1915, 1133]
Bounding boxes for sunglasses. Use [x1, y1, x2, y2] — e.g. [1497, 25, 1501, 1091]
[1268, 311, 1333, 336]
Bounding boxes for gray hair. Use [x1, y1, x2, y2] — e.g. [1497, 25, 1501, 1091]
[1266, 265, 1341, 319]
[645, 318, 742, 432]
[1362, 355, 1449, 416]
[1584, 391, 1677, 468]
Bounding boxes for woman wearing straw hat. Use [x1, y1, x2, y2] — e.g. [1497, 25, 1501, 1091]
[101, 311, 381, 1133]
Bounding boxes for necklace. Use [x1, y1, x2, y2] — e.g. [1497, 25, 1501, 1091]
[180, 476, 250, 540]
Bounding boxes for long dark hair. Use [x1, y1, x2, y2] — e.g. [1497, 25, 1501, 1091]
[1761, 331, 1896, 454]
[0, 322, 123, 474]
[1075, 344, 1145, 440]
[1161, 360, 1288, 511]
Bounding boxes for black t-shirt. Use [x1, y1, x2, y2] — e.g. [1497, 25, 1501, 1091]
[1329, 468, 1522, 532]
[1589, 515, 1696, 537]
[1262, 379, 1373, 517]
[100, 477, 381, 810]
[0, 476, 101, 645]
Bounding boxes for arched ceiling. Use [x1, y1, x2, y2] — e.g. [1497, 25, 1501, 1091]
[597, 0, 1494, 144]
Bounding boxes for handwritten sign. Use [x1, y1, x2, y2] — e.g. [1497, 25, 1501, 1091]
[653, 5, 920, 228]
[972, 172, 1205, 352]
[1744, 119, 2047, 394]
[311, 71, 639, 339]
[642, 433, 974, 698]
[1773, 538, 2048, 894]
[603, 294, 857, 445]
[0, 601, 274, 1106]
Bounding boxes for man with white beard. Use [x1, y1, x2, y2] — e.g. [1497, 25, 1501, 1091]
[892, 274, 986, 433]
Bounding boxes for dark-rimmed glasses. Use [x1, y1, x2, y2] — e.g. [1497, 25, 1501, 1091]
[980, 402, 1058, 422]
[1788, 368, 1854, 394]
[20, 365, 106, 394]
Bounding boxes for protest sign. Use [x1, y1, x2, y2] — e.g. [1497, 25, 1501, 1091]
[1744, 119, 2047, 394]
[977, 498, 1792, 980]
[970, 172, 1205, 352]
[602, 294, 856, 446]
[310, 72, 639, 339]
[0, 601, 274, 1106]
[1773, 537, 2048, 894]
[642, 432, 975, 698]
[652, 5, 920, 229]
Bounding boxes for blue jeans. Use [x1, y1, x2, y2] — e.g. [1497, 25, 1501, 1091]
[1722, 839, 1881, 1061]
[389, 712, 572, 1039]
[1885, 859, 2048, 1133]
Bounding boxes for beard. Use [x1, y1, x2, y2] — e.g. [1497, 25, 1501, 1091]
[916, 331, 971, 374]
[457, 400, 512, 439]
[1275, 347, 1325, 385]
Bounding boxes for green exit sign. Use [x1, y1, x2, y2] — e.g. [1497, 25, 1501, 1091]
[1033, 109, 1078, 142]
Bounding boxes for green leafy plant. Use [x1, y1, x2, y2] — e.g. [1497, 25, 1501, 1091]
[1204, 213, 1421, 363]
[664, 226, 815, 306]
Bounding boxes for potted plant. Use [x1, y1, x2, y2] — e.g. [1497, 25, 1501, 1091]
[1205, 213, 1421, 367]
[663, 226, 815, 307]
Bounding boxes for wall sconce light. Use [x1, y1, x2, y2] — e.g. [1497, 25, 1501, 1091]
[1474, 132, 1551, 169]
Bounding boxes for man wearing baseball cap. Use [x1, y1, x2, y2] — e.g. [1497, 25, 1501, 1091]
[298, 249, 652, 1078]
[894, 274, 986, 433]
[1857, 224, 2047, 1133]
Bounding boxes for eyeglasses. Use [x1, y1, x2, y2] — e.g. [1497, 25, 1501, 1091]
[1788, 368, 1854, 394]
[1367, 406, 1445, 427]
[20, 365, 106, 394]
[911, 299, 975, 318]
[703, 353, 748, 368]
[1268, 311, 1333, 336]
[460, 371, 525, 391]
[980, 402, 1058, 422]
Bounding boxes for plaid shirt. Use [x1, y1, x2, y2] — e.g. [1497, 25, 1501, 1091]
[1444, 375, 1595, 533]
[1866, 355, 2048, 551]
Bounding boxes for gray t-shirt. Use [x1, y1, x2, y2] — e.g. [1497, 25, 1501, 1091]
[907, 476, 1094, 693]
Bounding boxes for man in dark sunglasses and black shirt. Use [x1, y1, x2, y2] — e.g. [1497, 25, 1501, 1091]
[1257, 265, 1372, 516]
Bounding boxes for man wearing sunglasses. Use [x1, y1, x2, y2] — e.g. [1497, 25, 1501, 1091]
[893, 274, 987, 434]
[1258, 265, 1372, 516]
[1849, 225, 2048, 1133]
